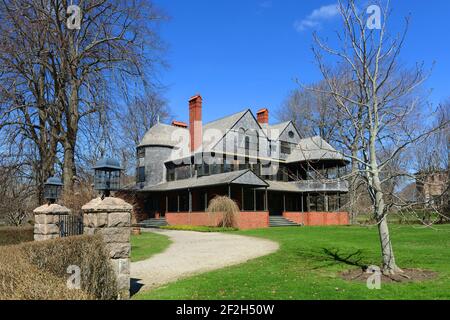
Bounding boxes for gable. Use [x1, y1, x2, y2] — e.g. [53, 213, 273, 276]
[209, 110, 269, 153]
[232, 170, 268, 187]
[278, 122, 301, 144]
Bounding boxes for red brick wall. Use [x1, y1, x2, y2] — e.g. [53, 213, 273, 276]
[283, 212, 349, 226]
[166, 211, 269, 230]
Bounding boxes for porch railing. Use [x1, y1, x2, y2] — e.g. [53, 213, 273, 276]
[294, 180, 349, 192]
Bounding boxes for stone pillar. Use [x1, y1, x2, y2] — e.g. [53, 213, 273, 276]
[33, 204, 70, 241]
[82, 197, 132, 300]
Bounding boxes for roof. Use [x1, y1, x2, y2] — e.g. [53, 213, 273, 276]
[287, 136, 346, 163]
[262, 180, 301, 192]
[93, 158, 122, 170]
[139, 122, 188, 148]
[140, 169, 268, 192]
[203, 110, 247, 137]
[265, 121, 290, 140]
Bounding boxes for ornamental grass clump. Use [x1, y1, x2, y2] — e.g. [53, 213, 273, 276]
[208, 196, 239, 228]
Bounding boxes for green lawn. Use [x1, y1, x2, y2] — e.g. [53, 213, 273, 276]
[131, 231, 172, 262]
[134, 225, 450, 300]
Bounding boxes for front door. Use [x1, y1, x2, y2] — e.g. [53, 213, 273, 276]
[268, 192, 283, 215]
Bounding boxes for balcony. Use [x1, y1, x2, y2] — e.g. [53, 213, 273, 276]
[294, 179, 349, 192]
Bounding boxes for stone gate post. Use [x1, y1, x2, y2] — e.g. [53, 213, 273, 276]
[33, 204, 71, 241]
[82, 197, 132, 300]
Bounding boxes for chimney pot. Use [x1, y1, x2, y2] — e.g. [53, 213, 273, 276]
[172, 120, 188, 128]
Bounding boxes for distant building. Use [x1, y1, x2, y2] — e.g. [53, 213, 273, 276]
[415, 170, 449, 207]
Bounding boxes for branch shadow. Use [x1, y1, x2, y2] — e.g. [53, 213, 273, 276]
[296, 247, 370, 271]
[321, 248, 368, 270]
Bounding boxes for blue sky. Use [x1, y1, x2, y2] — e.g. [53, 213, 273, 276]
[153, 0, 450, 124]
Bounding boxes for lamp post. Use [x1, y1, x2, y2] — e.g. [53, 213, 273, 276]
[93, 158, 123, 198]
[43, 176, 63, 204]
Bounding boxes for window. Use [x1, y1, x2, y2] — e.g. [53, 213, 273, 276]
[280, 141, 291, 154]
[137, 147, 145, 158]
[251, 163, 261, 176]
[255, 131, 260, 153]
[328, 167, 338, 180]
[245, 136, 250, 156]
[167, 167, 175, 181]
[238, 128, 245, 147]
[137, 167, 145, 183]
[288, 131, 294, 138]
[204, 164, 210, 176]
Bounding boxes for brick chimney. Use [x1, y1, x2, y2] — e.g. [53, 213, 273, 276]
[257, 108, 269, 124]
[172, 120, 188, 128]
[189, 95, 202, 152]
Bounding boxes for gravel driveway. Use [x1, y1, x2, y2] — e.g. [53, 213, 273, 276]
[130, 229, 279, 294]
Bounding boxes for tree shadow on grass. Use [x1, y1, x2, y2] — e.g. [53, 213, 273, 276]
[296, 248, 370, 271]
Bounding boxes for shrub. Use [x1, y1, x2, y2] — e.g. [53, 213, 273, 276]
[0, 245, 90, 300]
[0, 226, 34, 246]
[0, 234, 117, 300]
[21, 235, 117, 300]
[208, 196, 239, 228]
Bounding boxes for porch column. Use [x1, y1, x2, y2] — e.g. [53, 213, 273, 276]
[283, 194, 286, 212]
[188, 189, 192, 213]
[324, 193, 329, 212]
[204, 191, 208, 212]
[177, 194, 180, 213]
[300, 193, 304, 212]
[253, 189, 256, 211]
[241, 186, 244, 211]
[165, 194, 168, 213]
[228, 184, 231, 198]
[306, 193, 310, 212]
[264, 187, 268, 211]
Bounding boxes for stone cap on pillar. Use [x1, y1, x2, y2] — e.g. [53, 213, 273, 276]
[33, 203, 71, 215]
[82, 197, 133, 213]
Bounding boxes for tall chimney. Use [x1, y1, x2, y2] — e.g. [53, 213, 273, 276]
[189, 94, 202, 152]
[257, 108, 269, 124]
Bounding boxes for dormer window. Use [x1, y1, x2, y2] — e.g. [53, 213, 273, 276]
[280, 141, 291, 155]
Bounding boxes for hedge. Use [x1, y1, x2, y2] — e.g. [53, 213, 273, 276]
[0, 234, 117, 300]
[0, 227, 34, 246]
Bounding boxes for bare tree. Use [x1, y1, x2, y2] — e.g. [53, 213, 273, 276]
[0, 0, 60, 203]
[117, 89, 171, 176]
[0, 0, 167, 199]
[310, 0, 449, 274]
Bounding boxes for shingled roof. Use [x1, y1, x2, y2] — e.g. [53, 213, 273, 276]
[287, 136, 346, 163]
[140, 169, 268, 191]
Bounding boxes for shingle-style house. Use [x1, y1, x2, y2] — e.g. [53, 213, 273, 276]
[124, 95, 350, 229]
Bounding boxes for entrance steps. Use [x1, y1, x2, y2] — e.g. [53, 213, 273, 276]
[138, 217, 168, 228]
[269, 216, 302, 227]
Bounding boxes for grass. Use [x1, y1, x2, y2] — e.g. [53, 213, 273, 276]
[160, 225, 238, 232]
[134, 225, 450, 300]
[131, 231, 172, 262]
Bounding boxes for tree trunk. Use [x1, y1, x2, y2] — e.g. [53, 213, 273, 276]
[377, 212, 402, 274]
[63, 141, 76, 193]
[371, 137, 402, 274]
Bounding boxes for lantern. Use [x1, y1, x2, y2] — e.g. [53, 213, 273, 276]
[93, 158, 123, 198]
[44, 176, 63, 204]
